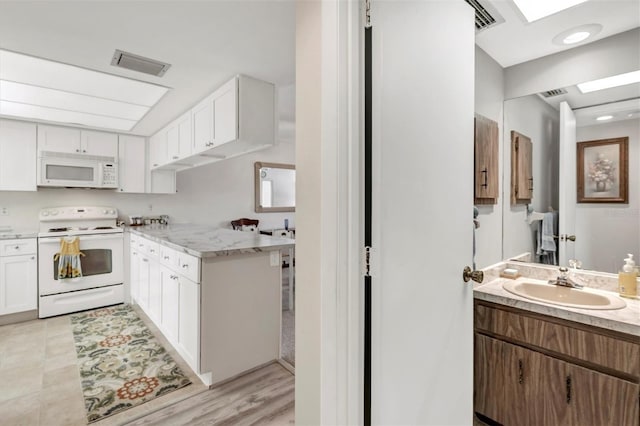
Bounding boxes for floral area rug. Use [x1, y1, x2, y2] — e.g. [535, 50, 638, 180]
[70, 304, 191, 423]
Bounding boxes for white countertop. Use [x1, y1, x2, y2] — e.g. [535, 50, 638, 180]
[129, 224, 295, 258]
[475, 277, 640, 337]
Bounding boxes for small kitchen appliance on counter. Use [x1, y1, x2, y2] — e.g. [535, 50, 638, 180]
[38, 206, 124, 318]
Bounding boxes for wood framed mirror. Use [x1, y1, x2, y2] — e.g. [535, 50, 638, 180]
[254, 162, 295, 212]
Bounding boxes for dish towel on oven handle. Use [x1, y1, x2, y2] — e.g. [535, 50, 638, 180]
[54, 236, 85, 279]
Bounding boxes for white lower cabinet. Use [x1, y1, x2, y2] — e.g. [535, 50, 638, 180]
[138, 254, 151, 311]
[160, 265, 180, 343]
[178, 274, 200, 372]
[130, 249, 140, 303]
[0, 239, 37, 315]
[148, 263, 162, 324]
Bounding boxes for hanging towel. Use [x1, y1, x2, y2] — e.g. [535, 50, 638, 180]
[54, 236, 85, 279]
[536, 212, 557, 265]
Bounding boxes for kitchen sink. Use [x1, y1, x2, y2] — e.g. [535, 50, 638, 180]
[502, 278, 627, 310]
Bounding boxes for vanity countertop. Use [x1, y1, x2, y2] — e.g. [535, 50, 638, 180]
[0, 229, 39, 240]
[475, 277, 640, 337]
[129, 224, 295, 258]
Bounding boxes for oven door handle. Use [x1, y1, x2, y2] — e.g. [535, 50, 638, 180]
[38, 235, 123, 244]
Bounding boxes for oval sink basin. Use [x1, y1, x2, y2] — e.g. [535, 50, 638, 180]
[502, 279, 626, 310]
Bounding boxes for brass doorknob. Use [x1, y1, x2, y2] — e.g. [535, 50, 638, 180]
[463, 266, 484, 283]
[567, 235, 576, 242]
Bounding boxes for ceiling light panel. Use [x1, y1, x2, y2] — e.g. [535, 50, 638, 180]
[0, 50, 168, 106]
[0, 81, 148, 121]
[512, 0, 588, 23]
[577, 70, 640, 94]
[0, 101, 138, 131]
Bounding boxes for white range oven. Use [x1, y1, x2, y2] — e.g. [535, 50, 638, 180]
[38, 206, 124, 318]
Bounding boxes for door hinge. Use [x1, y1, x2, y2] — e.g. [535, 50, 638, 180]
[363, 245, 373, 277]
[365, 0, 371, 28]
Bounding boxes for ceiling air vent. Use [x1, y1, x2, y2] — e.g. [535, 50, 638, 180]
[111, 50, 171, 77]
[540, 88, 568, 98]
[464, 0, 505, 32]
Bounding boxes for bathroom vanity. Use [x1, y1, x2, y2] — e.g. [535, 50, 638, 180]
[474, 265, 640, 426]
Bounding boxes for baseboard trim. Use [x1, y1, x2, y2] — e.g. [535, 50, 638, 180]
[0, 309, 38, 326]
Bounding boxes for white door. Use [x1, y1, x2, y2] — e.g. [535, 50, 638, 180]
[559, 102, 577, 266]
[371, 2, 475, 424]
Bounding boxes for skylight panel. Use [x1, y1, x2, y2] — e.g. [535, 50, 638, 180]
[512, 0, 589, 23]
[577, 70, 640, 94]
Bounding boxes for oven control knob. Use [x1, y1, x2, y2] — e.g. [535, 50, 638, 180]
[51, 211, 58, 216]
[103, 210, 108, 214]
[42, 211, 49, 217]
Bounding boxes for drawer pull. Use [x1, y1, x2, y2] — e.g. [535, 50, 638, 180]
[182, 264, 189, 269]
[142, 258, 149, 263]
[566, 375, 572, 404]
[518, 359, 524, 384]
[164, 256, 170, 260]
[15, 245, 20, 250]
[150, 249, 155, 253]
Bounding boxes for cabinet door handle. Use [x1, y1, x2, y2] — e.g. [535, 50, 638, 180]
[142, 258, 149, 263]
[182, 264, 189, 269]
[30, 256, 35, 260]
[149, 249, 155, 253]
[164, 256, 170, 260]
[481, 168, 488, 188]
[518, 359, 524, 384]
[172, 156, 178, 159]
[566, 375, 572, 404]
[76, 149, 80, 152]
[14, 245, 20, 250]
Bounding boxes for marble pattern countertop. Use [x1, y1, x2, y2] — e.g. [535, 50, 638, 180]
[129, 224, 295, 258]
[475, 277, 640, 337]
[0, 229, 39, 240]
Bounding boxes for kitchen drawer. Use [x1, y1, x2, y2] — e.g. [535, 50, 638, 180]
[1, 238, 37, 256]
[160, 245, 180, 270]
[145, 240, 160, 259]
[178, 252, 200, 283]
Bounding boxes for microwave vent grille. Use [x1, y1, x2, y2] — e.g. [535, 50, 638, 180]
[540, 88, 568, 98]
[111, 49, 171, 77]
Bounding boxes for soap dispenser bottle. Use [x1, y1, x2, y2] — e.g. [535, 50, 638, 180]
[618, 254, 638, 298]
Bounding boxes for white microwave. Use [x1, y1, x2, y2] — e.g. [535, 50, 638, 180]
[38, 151, 118, 189]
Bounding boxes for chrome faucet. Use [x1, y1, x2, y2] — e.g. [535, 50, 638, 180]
[549, 266, 583, 289]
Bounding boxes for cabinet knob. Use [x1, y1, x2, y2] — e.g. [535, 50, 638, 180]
[76, 149, 80, 152]
[15, 245, 20, 250]
[30, 256, 35, 260]
[164, 256, 170, 260]
[172, 156, 178, 159]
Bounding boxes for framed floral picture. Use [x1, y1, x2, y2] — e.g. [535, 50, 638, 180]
[577, 137, 628, 203]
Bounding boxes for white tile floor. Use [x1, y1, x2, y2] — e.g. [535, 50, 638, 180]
[0, 306, 207, 426]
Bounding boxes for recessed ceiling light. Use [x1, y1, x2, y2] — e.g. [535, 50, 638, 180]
[513, 0, 588, 23]
[596, 115, 613, 121]
[552, 24, 602, 46]
[577, 70, 640, 94]
[0, 49, 169, 131]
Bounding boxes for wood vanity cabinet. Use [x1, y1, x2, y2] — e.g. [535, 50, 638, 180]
[474, 114, 499, 204]
[510, 130, 533, 205]
[474, 300, 640, 426]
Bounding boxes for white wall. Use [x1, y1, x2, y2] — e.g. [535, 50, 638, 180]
[474, 46, 504, 268]
[0, 139, 295, 232]
[502, 95, 559, 260]
[575, 118, 640, 273]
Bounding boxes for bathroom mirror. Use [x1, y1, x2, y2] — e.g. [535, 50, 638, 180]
[254, 162, 296, 213]
[501, 83, 639, 274]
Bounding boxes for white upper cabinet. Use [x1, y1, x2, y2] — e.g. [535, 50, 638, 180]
[118, 135, 146, 193]
[0, 119, 37, 191]
[192, 94, 214, 152]
[149, 131, 168, 169]
[167, 112, 193, 161]
[156, 74, 274, 171]
[37, 125, 118, 158]
[81, 130, 118, 157]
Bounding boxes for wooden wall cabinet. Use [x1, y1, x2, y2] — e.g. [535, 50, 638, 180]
[510, 130, 533, 205]
[474, 301, 640, 426]
[474, 114, 499, 204]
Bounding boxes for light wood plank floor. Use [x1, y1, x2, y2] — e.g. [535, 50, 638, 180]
[124, 362, 294, 426]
